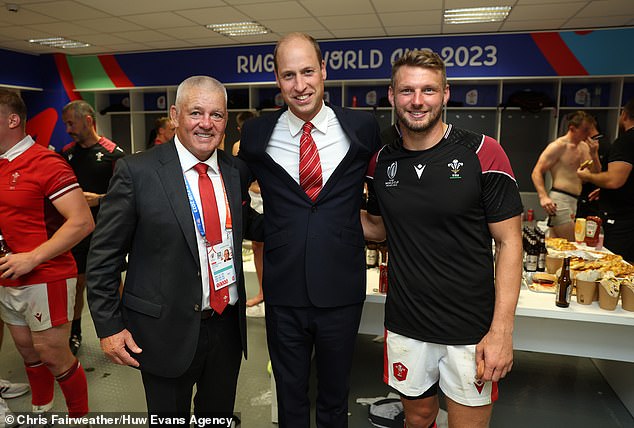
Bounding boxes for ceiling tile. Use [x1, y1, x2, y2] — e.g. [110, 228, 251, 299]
[79, 17, 147, 32]
[101, 42, 153, 53]
[142, 40, 196, 50]
[576, 0, 634, 16]
[24, 22, 95, 37]
[259, 17, 325, 32]
[507, 3, 586, 21]
[176, 7, 249, 26]
[23, 1, 109, 20]
[234, 1, 309, 20]
[301, 0, 374, 16]
[372, 0, 443, 13]
[74, 0, 225, 15]
[442, 22, 505, 34]
[121, 12, 197, 28]
[0, 7, 58, 24]
[159, 26, 219, 39]
[563, 16, 634, 28]
[0, 25, 52, 40]
[329, 27, 387, 38]
[380, 10, 443, 27]
[500, 18, 568, 31]
[319, 13, 381, 30]
[384, 24, 442, 36]
[116, 30, 176, 43]
[73, 33, 131, 45]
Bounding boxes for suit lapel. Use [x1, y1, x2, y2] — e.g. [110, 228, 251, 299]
[156, 142, 200, 265]
[315, 105, 361, 201]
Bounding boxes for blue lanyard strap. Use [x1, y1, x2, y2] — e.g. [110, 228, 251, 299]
[184, 176, 207, 241]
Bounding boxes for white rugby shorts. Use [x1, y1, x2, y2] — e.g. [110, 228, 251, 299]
[384, 329, 499, 406]
[0, 278, 76, 331]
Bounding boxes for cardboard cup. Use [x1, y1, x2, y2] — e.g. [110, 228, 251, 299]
[576, 279, 597, 305]
[621, 286, 634, 312]
[546, 255, 563, 274]
[598, 285, 619, 311]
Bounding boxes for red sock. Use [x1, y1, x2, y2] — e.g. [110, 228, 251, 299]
[25, 361, 55, 406]
[56, 359, 89, 418]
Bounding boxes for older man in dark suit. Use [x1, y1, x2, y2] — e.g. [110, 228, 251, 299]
[87, 76, 259, 420]
[239, 33, 382, 428]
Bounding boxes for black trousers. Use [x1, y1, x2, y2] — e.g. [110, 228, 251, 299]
[603, 215, 634, 262]
[141, 304, 242, 425]
[265, 303, 364, 428]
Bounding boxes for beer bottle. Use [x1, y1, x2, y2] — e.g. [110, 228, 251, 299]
[525, 236, 538, 272]
[365, 242, 378, 269]
[0, 233, 12, 257]
[537, 232, 547, 272]
[555, 257, 572, 308]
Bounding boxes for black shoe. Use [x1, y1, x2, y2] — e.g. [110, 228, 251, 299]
[69, 333, 82, 355]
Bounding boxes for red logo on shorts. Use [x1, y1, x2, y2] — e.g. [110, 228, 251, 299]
[474, 380, 485, 394]
[34, 313, 42, 322]
[392, 362, 408, 381]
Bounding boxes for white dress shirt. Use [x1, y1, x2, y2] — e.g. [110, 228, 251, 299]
[266, 102, 350, 186]
[174, 136, 238, 309]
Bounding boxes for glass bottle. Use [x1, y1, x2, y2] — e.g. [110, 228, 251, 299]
[556, 257, 572, 308]
[0, 234, 12, 257]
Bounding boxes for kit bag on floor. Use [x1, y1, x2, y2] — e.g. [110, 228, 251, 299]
[368, 398, 405, 428]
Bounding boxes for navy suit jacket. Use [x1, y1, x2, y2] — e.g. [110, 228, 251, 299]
[87, 141, 259, 377]
[239, 105, 382, 308]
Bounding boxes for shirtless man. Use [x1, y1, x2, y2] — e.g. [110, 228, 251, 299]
[531, 111, 600, 240]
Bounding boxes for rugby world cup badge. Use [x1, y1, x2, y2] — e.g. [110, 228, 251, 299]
[385, 161, 399, 188]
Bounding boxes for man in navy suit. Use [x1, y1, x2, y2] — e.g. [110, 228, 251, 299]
[239, 33, 382, 427]
[87, 76, 259, 420]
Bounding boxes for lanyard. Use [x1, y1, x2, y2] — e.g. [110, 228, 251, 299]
[184, 169, 232, 244]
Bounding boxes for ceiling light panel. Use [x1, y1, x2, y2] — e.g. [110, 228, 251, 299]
[28, 37, 90, 48]
[444, 6, 512, 24]
[206, 21, 269, 37]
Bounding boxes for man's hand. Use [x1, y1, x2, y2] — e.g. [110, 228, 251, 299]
[588, 188, 601, 201]
[83, 191, 103, 208]
[100, 330, 142, 367]
[0, 252, 39, 280]
[539, 194, 557, 216]
[576, 167, 592, 182]
[475, 329, 514, 382]
[586, 136, 600, 155]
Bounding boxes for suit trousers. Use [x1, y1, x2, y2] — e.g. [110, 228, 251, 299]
[140, 304, 242, 424]
[265, 302, 364, 428]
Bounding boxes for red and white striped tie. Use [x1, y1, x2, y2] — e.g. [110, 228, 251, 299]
[299, 122, 322, 201]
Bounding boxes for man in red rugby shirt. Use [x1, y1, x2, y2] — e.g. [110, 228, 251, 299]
[0, 89, 94, 419]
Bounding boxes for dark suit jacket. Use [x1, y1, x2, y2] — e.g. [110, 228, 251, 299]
[87, 141, 258, 378]
[239, 104, 382, 308]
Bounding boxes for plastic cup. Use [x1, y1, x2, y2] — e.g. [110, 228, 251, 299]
[575, 279, 597, 305]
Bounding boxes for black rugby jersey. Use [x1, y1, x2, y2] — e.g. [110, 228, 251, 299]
[367, 124, 522, 344]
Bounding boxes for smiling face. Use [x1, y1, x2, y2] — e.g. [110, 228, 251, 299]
[274, 35, 326, 122]
[389, 65, 449, 135]
[170, 83, 227, 161]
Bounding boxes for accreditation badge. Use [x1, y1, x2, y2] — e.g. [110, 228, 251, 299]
[207, 242, 236, 291]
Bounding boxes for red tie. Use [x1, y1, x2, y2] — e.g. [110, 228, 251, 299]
[193, 163, 228, 314]
[299, 122, 323, 201]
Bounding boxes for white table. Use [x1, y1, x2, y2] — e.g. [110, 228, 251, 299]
[359, 268, 634, 416]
